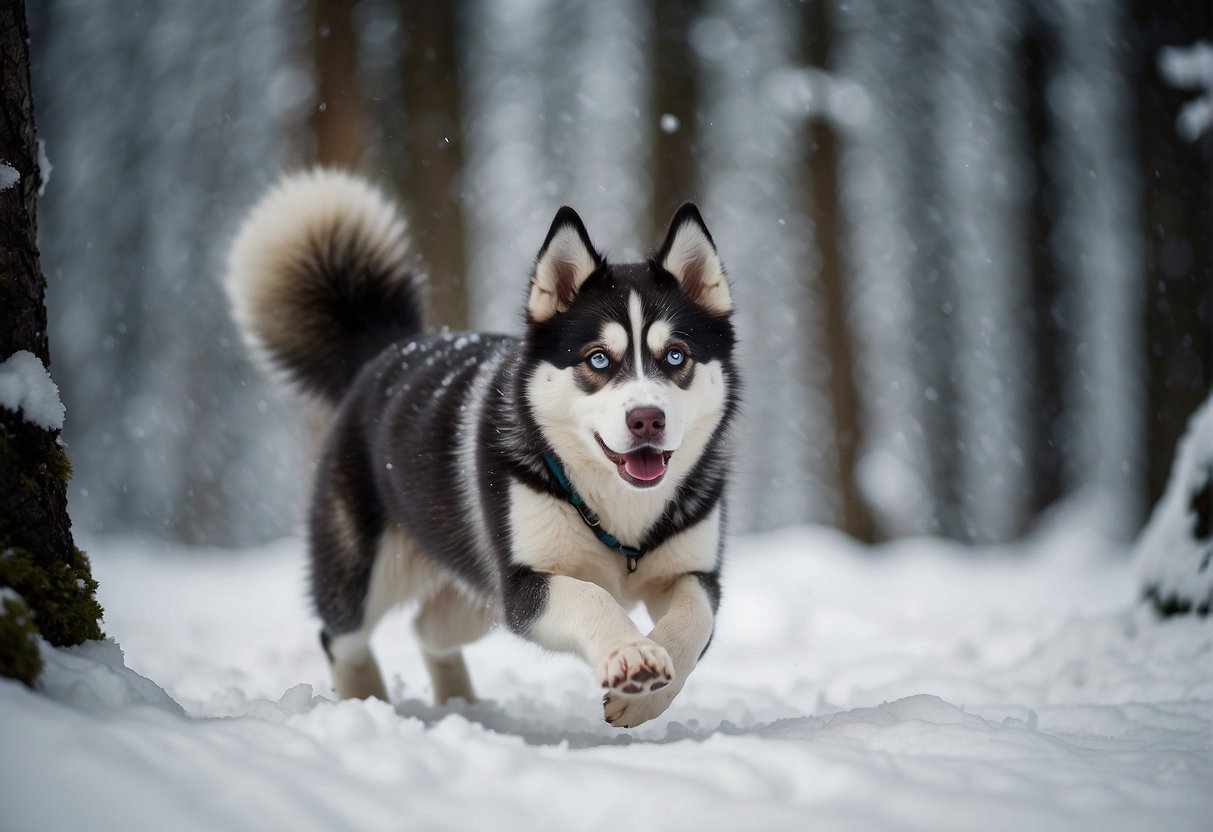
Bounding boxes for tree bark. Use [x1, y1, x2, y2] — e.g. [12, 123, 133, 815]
[401, 0, 468, 330]
[1020, 4, 1067, 518]
[0, 0, 102, 686]
[309, 0, 365, 167]
[651, 0, 701, 228]
[897, 0, 962, 538]
[1131, 0, 1213, 510]
[804, 0, 875, 542]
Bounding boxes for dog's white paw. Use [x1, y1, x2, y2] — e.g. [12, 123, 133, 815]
[596, 639, 674, 697]
[603, 684, 678, 728]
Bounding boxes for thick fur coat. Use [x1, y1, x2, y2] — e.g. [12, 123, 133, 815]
[226, 170, 738, 727]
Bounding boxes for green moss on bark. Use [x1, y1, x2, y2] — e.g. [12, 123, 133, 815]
[0, 412, 104, 679]
[0, 593, 43, 687]
[0, 546, 103, 647]
[0, 0, 103, 688]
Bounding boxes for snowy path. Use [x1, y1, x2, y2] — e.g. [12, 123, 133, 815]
[2, 524, 1210, 831]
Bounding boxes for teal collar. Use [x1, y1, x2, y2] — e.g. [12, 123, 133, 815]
[542, 452, 645, 573]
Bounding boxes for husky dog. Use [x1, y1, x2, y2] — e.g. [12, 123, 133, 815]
[226, 170, 737, 727]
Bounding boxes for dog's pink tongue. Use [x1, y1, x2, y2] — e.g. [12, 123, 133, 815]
[624, 448, 666, 481]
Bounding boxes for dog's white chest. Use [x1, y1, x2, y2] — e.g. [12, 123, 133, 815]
[506, 482, 719, 601]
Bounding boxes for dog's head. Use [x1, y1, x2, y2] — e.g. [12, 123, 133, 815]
[523, 204, 736, 495]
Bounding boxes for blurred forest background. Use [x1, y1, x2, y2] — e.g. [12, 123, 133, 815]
[26, 0, 1211, 548]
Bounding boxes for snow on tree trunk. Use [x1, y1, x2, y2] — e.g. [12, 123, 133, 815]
[1135, 393, 1213, 616]
[832, 0, 935, 537]
[696, 0, 835, 531]
[1134, 1, 1213, 515]
[937, 1, 1033, 542]
[460, 0, 553, 334]
[1050, 0, 1145, 537]
[0, 0, 102, 687]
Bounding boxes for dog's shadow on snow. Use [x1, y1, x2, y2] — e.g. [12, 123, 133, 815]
[392, 696, 815, 749]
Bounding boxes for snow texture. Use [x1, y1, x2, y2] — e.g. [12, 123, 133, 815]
[1135, 394, 1213, 613]
[36, 139, 51, 196]
[0, 160, 19, 191]
[1159, 41, 1213, 141]
[2, 521, 1210, 831]
[0, 350, 66, 430]
[765, 66, 873, 132]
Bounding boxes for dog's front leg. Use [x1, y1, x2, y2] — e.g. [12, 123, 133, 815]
[507, 570, 676, 703]
[603, 572, 717, 728]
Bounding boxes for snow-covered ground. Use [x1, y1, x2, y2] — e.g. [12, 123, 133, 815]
[2, 519, 1210, 831]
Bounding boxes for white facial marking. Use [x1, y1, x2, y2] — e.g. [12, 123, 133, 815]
[602, 322, 628, 359]
[628, 291, 644, 374]
[646, 320, 673, 357]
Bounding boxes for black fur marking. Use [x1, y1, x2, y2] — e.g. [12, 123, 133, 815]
[1190, 469, 1211, 541]
[265, 192, 738, 665]
[656, 203, 717, 258]
[526, 262, 735, 377]
[308, 395, 391, 634]
[1144, 584, 1211, 617]
[519, 256, 739, 553]
[638, 370, 740, 553]
[279, 231, 424, 404]
[652, 202, 722, 306]
[531, 207, 605, 314]
[370, 336, 504, 592]
[692, 571, 722, 615]
[501, 565, 551, 634]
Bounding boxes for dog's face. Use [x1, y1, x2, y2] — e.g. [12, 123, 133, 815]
[524, 204, 736, 494]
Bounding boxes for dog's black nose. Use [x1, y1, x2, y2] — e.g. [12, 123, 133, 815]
[627, 407, 665, 441]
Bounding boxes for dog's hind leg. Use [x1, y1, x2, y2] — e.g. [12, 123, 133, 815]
[315, 521, 438, 701]
[413, 583, 491, 704]
[322, 626, 389, 701]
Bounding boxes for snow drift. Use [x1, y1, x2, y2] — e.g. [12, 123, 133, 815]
[1, 522, 1210, 831]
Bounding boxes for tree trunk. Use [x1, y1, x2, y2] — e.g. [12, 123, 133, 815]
[1020, 5, 1067, 520]
[401, 0, 469, 330]
[898, 0, 962, 538]
[309, 0, 365, 168]
[804, 0, 875, 542]
[651, 0, 702, 227]
[1132, 0, 1213, 511]
[0, 0, 102, 687]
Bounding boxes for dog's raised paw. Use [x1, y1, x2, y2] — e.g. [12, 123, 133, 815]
[597, 640, 674, 697]
[603, 685, 677, 728]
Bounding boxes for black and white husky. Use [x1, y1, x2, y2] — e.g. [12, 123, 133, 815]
[226, 170, 738, 727]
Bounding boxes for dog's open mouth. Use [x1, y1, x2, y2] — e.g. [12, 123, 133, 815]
[595, 434, 673, 487]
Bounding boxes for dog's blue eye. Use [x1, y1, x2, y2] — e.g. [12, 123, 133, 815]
[588, 351, 611, 370]
[665, 348, 685, 367]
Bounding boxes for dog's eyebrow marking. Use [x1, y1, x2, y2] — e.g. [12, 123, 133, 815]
[646, 319, 672, 356]
[628, 291, 644, 373]
[602, 322, 628, 358]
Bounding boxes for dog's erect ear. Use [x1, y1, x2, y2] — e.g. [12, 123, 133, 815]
[528, 207, 603, 322]
[657, 203, 731, 314]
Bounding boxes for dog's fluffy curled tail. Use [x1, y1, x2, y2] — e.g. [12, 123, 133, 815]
[225, 168, 423, 405]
